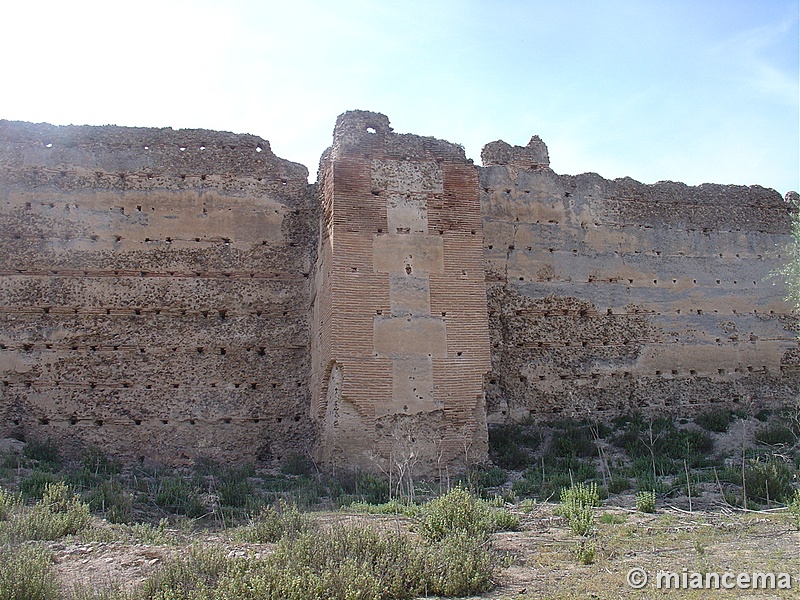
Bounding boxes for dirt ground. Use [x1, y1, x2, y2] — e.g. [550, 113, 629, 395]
[48, 502, 799, 600]
[488, 503, 799, 599]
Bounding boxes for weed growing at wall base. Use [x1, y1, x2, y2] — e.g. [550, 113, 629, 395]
[695, 408, 737, 432]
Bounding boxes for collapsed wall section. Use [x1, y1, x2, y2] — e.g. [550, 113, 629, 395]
[311, 111, 491, 473]
[0, 120, 315, 465]
[481, 138, 800, 421]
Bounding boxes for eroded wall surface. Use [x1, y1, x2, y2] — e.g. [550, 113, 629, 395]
[481, 138, 799, 422]
[311, 111, 491, 473]
[0, 120, 315, 464]
[1, 114, 797, 468]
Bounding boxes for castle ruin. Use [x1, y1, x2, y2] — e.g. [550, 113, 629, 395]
[1, 110, 797, 471]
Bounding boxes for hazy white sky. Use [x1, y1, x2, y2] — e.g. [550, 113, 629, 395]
[2, 0, 798, 194]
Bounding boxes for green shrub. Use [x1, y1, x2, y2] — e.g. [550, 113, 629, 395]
[41, 480, 80, 513]
[634, 472, 670, 495]
[488, 423, 541, 469]
[636, 490, 656, 513]
[557, 457, 598, 481]
[673, 429, 714, 457]
[188, 526, 496, 599]
[0, 449, 22, 470]
[419, 487, 489, 542]
[754, 408, 772, 422]
[695, 408, 735, 432]
[669, 471, 702, 499]
[348, 498, 419, 517]
[614, 417, 714, 475]
[19, 471, 57, 501]
[420, 530, 496, 596]
[607, 476, 631, 494]
[513, 457, 597, 500]
[68, 447, 123, 491]
[573, 539, 596, 564]
[329, 470, 390, 506]
[720, 459, 795, 506]
[418, 488, 518, 543]
[559, 482, 600, 508]
[755, 424, 797, 447]
[549, 422, 596, 458]
[216, 468, 255, 510]
[0, 487, 18, 521]
[286, 475, 327, 507]
[235, 502, 316, 543]
[556, 483, 599, 536]
[280, 453, 314, 476]
[491, 506, 520, 532]
[744, 459, 794, 504]
[139, 515, 501, 599]
[463, 465, 507, 495]
[270, 524, 495, 598]
[0, 544, 59, 600]
[353, 472, 391, 504]
[69, 585, 130, 600]
[124, 518, 175, 545]
[599, 512, 626, 525]
[154, 476, 206, 517]
[141, 544, 227, 598]
[788, 489, 800, 530]
[85, 480, 133, 524]
[82, 447, 121, 477]
[270, 525, 421, 598]
[193, 456, 222, 477]
[564, 504, 594, 536]
[14, 481, 91, 541]
[22, 438, 61, 471]
[517, 498, 538, 512]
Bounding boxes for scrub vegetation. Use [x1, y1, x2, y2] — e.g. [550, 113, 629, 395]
[0, 403, 797, 599]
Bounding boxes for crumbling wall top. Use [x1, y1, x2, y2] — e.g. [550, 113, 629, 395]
[0, 120, 309, 195]
[481, 136, 550, 169]
[330, 110, 469, 163]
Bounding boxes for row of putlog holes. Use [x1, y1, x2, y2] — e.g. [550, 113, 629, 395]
[14, 414, 303, 427]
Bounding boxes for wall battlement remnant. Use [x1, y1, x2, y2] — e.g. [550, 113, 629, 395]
[1, 112, 797, 471]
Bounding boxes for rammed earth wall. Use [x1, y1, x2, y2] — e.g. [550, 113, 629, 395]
[0, 112, 796, 468]
[0, 121, 316, 465]
[480, 139, 799, 422]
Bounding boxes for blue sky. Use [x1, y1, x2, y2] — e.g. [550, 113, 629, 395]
[2, 0, 798, 194]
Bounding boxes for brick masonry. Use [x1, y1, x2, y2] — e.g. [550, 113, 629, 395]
[310, 111, 491, 473]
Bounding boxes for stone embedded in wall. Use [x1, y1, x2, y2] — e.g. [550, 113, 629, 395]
[311, 111, 492, 473]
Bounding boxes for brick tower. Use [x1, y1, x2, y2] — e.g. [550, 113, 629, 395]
[311, 111, 491, 475]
